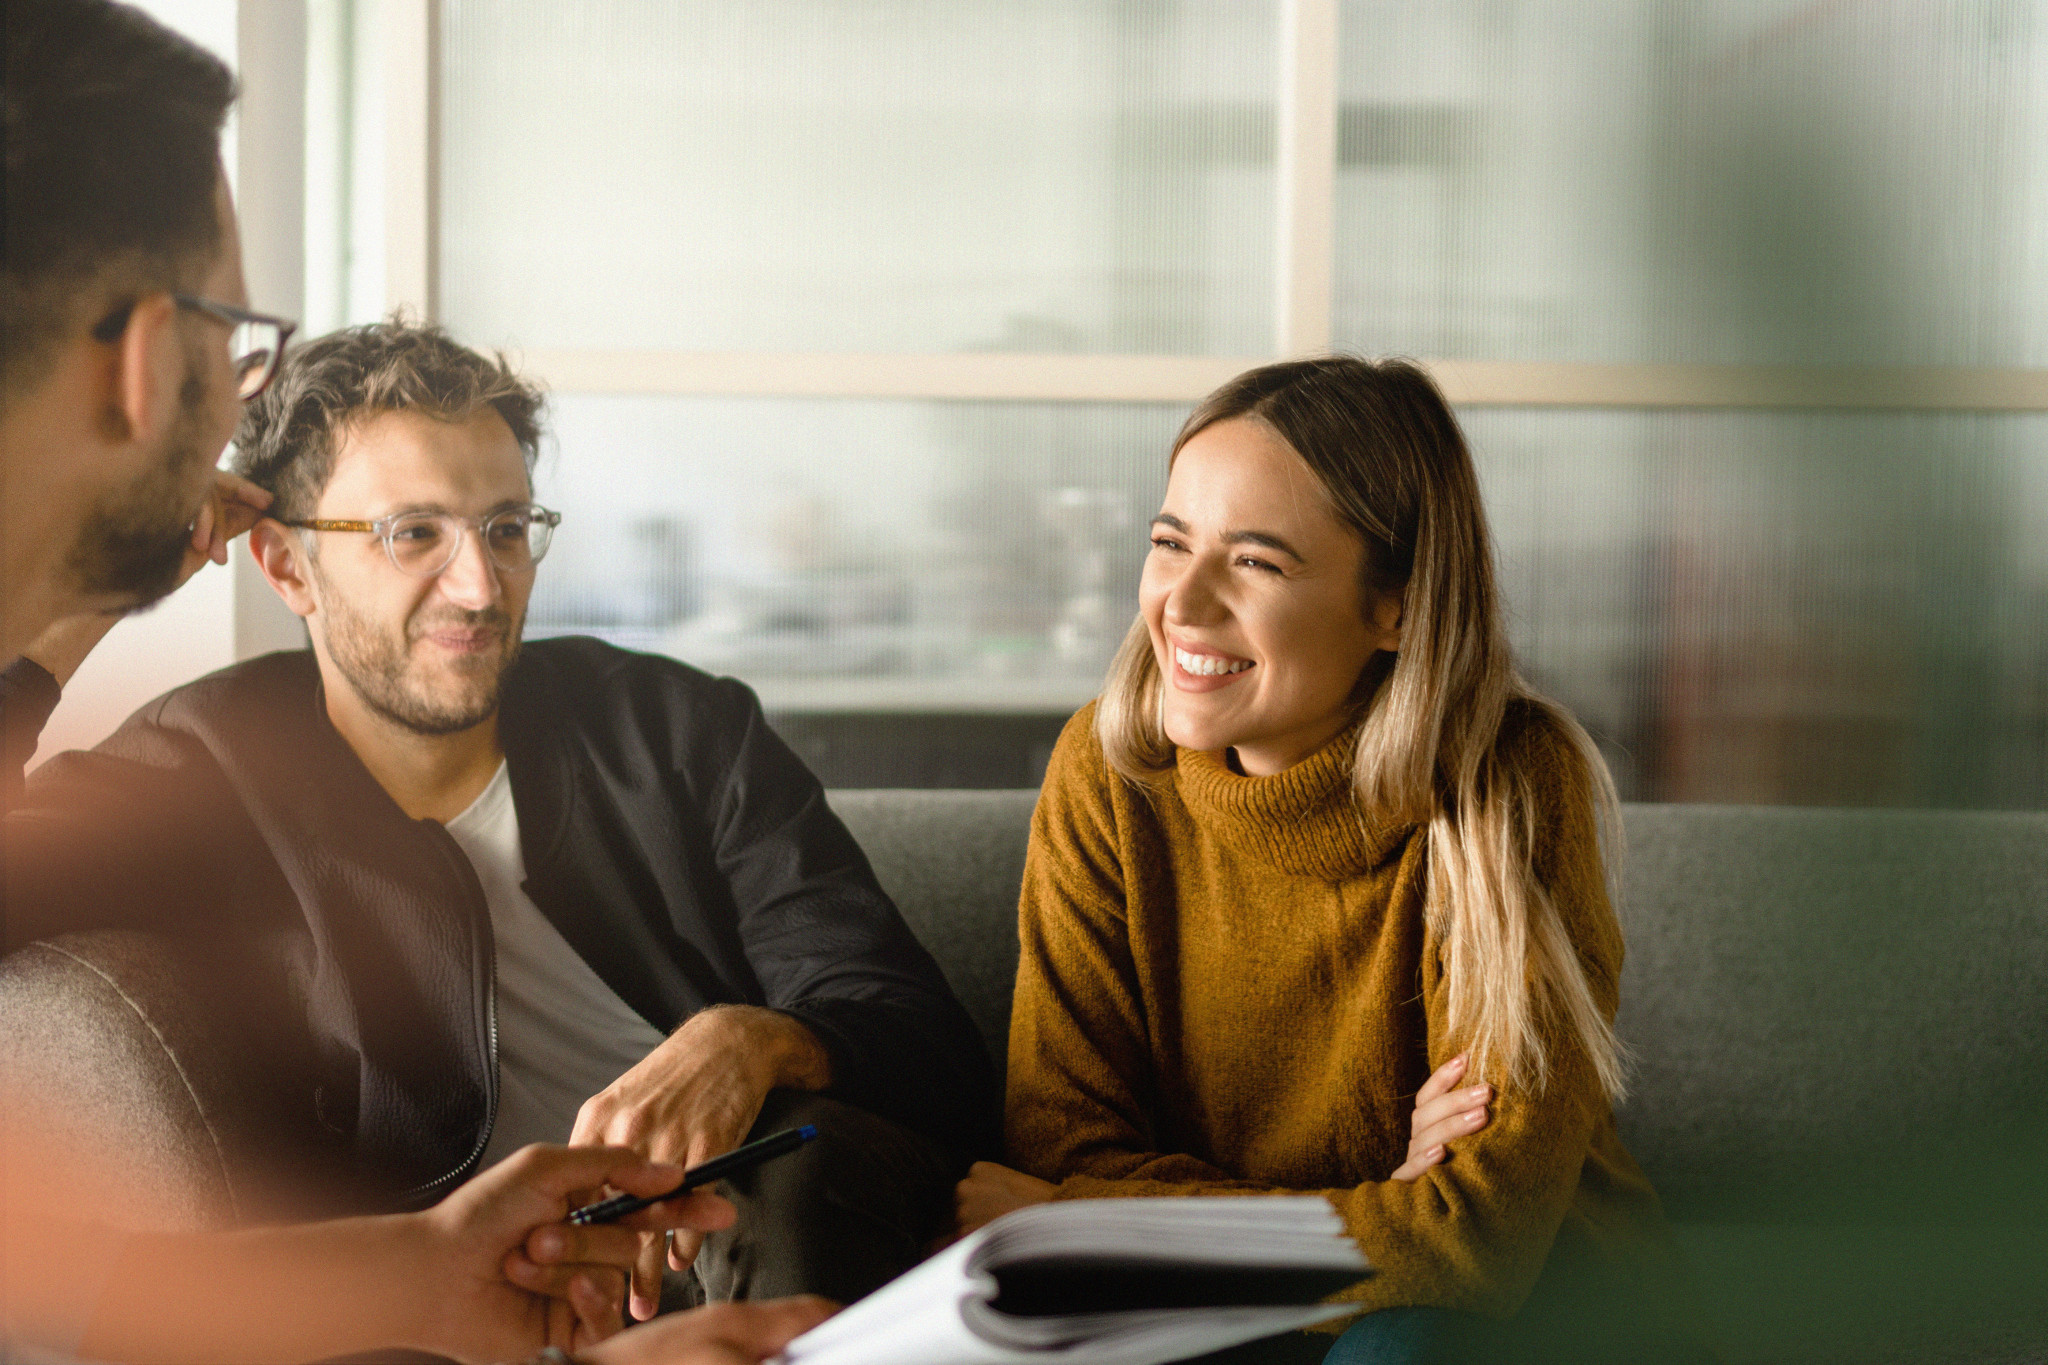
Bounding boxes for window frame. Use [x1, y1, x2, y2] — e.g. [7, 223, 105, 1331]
[377, 0, 2048, 412]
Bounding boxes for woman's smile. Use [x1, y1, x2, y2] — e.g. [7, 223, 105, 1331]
[1140, 416, 1391, 775]
[1170, 640, 1255, 687]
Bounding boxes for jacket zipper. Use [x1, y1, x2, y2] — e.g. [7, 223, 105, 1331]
[400, 822, 502, 1206]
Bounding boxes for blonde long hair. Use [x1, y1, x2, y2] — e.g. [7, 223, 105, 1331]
[1096, 356, 1628, 1100]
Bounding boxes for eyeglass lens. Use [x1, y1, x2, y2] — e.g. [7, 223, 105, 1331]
[385, 509, 555, 577]
[229, 320, 284, 399]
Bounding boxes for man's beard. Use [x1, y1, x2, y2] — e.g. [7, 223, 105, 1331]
[64, 374, 215, 610]
[320, 587, 523, 737]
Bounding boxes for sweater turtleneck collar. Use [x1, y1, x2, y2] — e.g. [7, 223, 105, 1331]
[1173, 724, 1412, 880]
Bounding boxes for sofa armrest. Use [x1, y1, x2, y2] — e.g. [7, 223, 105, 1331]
[0, 931, 247, 1232]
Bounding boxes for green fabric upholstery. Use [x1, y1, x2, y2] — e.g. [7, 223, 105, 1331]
[4, 792, 2041, 1360]
[829, 792, 2048, 1363]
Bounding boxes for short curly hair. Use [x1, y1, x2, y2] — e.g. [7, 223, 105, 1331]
[232, 316, 546, 520]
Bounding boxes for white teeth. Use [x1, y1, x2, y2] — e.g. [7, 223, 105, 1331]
[1175, 647, 1253, 677]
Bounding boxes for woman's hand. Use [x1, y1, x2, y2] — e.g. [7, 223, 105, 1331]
[1389, 1054, 1492, 1181]
[953, 1059, 1486, 1237]
[952, 1160, 1057, 1237]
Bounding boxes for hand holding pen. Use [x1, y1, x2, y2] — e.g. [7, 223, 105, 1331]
[569, 1125, 820, 1226]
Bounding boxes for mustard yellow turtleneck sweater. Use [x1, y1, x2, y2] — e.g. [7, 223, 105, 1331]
[1005, 700, 1670, 1320]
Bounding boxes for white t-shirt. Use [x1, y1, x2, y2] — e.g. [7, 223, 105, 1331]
[443, 762, 669, 1170]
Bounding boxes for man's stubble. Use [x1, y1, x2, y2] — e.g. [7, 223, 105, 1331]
[316, 573, 523, 737]
[64, 368, 216, 611]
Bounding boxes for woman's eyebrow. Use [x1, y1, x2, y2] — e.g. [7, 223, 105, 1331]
[1149, 514, 1306, 563]
[1223, 529, 1305, 563]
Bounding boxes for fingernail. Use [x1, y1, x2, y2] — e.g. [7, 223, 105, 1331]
[529, 1225, 564, 1259]
[1429, 1145, 1445, 1160]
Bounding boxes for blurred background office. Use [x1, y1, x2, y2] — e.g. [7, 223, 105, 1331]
[43, 0, 2048, 810]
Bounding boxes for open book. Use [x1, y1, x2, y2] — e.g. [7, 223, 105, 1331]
[778, 1197, 1369, 1365]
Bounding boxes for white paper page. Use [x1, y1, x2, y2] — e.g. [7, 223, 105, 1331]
[781, 1238, 992, 1365]
[774, 1198, 1368, 1365]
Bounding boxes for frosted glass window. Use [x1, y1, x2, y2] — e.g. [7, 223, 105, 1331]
[1465, 408, 2048, 809]
[524, 397, 2046, 809]
[438, 1, 1277, 355]
[525, 396, 1181, 709]
[1334, 1, 2048, 367]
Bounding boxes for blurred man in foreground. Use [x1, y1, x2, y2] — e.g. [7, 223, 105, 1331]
[0, 2, 830, 1360]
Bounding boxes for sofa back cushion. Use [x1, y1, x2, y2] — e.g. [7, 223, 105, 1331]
[1613, 804, 2048, 1217]
[830, 790, 2048, 1220]
[830, 788, 1034, 1067]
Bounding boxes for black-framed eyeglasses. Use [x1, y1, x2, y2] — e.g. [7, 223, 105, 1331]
[92, 294, 299, 400]
[284, 504, 562, 578]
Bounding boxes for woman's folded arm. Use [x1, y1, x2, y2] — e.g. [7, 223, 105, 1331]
[1039, 1047, 1601, 1320]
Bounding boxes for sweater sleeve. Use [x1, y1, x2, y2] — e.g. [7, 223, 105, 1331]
[1006, 708, 1248, 1188]
[696, 677, 1000, 1161]
[1010, 706, 1624, 1320]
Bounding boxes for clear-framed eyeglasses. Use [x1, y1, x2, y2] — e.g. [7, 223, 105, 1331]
[285, 504, 562, 578]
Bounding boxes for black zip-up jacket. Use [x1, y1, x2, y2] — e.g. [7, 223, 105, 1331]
[2, 638, 997, 1208]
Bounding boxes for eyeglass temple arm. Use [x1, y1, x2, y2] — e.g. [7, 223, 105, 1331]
[282, 513, 556, 532]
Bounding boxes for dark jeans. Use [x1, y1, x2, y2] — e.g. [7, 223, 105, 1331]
[1319, 1310, 1509, 1365]
[1324, 1304, 1718, 1365]
[666, 1088, 958, 1308]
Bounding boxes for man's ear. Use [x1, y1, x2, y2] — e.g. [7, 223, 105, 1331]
[105, 293, 187, 446]
[250, 520, 319, 619]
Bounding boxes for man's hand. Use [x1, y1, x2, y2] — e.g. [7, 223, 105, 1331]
[183, 469, 272, 580]
[570, 1005, 832, 1320]
[1389, 1054, 1492, 1181]
[403, 1142, 738, 1364]
[20, 472, 272, 687]
[577, 1297, 837, 1365]
[952, 1160, 1057, 1239]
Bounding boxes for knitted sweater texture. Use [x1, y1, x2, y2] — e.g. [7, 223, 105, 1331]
[1006, 700, 1669, 1319]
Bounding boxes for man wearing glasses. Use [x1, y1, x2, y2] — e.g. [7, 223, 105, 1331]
[2, 3, 842, 1362]
[0, 112, 288, 741]
[9, 319, 997, 1324]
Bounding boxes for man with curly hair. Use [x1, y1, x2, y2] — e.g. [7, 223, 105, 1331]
[9, 317, 996, 1323]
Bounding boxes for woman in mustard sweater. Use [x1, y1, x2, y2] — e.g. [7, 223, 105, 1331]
[955, 358, 1698, 1363]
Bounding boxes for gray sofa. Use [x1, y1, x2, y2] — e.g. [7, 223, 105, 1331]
[4, 793, 2045, 1362]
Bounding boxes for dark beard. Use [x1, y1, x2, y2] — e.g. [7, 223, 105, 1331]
[65, 378, 214, 610]
[321, 586, 523, 737]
